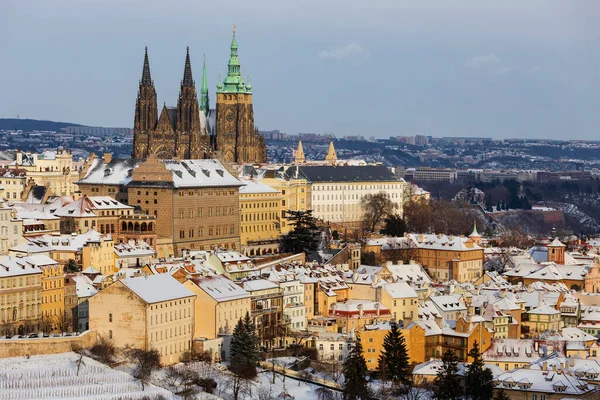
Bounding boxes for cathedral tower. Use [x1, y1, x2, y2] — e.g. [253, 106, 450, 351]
[215, 26, 267, 164]
[133, 47, 158, 159]
[175, 48, 210, 159]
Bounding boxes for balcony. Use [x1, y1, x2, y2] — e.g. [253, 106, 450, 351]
[252, 307, 279, 316]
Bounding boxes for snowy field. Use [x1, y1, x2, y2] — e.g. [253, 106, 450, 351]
[0, 353, 176, 400]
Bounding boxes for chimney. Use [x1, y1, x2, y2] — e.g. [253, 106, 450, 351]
[569, 355, 575, 367]
[375, 303, 380, 316]
[16, 149, 22, 165]
[103, 153, 113, 164]
[358, 304, 363, 318]
[542, 361, 548, 371]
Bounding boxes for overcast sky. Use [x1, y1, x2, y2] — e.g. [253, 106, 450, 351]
[1, 0, 599, 139]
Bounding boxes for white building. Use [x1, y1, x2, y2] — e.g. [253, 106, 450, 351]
[286, 165, 404, 226]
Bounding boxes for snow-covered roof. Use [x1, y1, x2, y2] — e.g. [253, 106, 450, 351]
[72, 274, 98, 298]
[163, 159, 242, 188]
[0, 256, 44, 277]
[429, 295, 467, 312]
[383, 262, 432, 284]
[119, 274, 195, 304]
[528, 303, 560, 315]
[77, 157, 138, 186]
[383, 281, 418, 299]
[243, 279, 280, 292]
[495, 368, 595, 396]
[54, 196, 131, 217]
[413, 359, 502, 377]
[239, 178, 280, 195]
[191, 275, 250, 302]
[407, 233, 482, 251]
[114, 241, 156, 258]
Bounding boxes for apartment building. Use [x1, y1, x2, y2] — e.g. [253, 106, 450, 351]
[183, 275, 250, 339]
[89, 274, 195, 365]
[0, 256, 42, 336]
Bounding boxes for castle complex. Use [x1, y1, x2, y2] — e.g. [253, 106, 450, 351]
[132, 28, 266, 164]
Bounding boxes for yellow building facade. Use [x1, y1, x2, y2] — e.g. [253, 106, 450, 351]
[260, 174, 310, 235]
[183, 276, 250, 340]
[40, 261, 65, 327]
[0, 256, 43, 336]
[361, 323, 426, 370]
[81, 236, 115, 276]
[239, 179, 282, 256]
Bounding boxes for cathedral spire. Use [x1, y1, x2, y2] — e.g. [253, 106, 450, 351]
[200, 55, 209, 115]
[182, 47, 194, 87]
[141, 46, 152, 86]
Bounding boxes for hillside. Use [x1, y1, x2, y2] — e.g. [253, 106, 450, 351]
[0, 118, 84, 132]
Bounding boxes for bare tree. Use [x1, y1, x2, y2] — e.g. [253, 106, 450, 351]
[71, 343, 86, 376]
[165, 364, 200, 400]
[361, 192, 397, 233]
[382, 238, 419, 264]
[256, 386, 275, 400]
[56, 310, 73, 335]
[89, 336, 116, 365]
[223, 373, 252, 400]
[315, 387, 336, 400]
[37, 315, 53, 336]
[1, 319, 12, 337]
[403, 198, 432, 233]
[123, 346, 162, 391]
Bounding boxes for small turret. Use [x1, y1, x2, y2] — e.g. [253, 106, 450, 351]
[469, 221, 481, 245]
[295, 140, 306, 164]
[325, 140, 337, 165]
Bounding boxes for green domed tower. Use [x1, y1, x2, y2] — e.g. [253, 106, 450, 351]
[215, 25, 266, 164]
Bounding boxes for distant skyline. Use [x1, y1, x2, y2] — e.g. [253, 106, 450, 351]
[1, 0, 599, 140]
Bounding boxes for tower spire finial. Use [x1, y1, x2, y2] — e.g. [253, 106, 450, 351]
[182, 47, 193, 86]
[200, 54, 209, 115]
[141, 47, 152, 86]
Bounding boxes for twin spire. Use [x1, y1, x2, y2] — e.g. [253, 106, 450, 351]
[141, 46, 209, 114]
[141, 27, 243, 110]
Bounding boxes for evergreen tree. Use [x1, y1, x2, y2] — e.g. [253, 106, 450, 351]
[342, 335, 371, 400]
[432, 349, 462, 400]
[465, 341, 494, 400]
[281, 210, 321, 254]
[377, 322, 411, 393]
[229, 313, 258, 379]
[494, 388, 510, 400]
[380, 214, 407, 237]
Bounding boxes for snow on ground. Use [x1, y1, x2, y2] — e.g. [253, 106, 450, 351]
[0, 352, 176, 400]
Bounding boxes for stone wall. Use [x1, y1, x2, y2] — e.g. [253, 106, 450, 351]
[0, 330, 97, 358]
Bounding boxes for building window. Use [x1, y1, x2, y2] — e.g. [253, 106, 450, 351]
[109, 313, 112, 322]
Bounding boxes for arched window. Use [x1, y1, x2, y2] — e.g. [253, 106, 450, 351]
[141, 222, 147, 232]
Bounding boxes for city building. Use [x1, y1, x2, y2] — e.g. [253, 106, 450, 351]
[287, 165, 404, 227]
[126, 157, 242, 258]
[243, 279, 284, 348]
[0, 255, 42, 336]
[239, 178, 282, 256]
[55, 195, 134, 235]
[183, 275, 251, 340]
[0, 199, 24, 255]
[89, 274, 196, 365]
[361, 322, 426, 370]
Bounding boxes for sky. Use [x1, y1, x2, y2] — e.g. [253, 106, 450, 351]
[1, 0, 599, 140]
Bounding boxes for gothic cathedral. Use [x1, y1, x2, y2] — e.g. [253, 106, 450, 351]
[132, 28, 267, 164]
